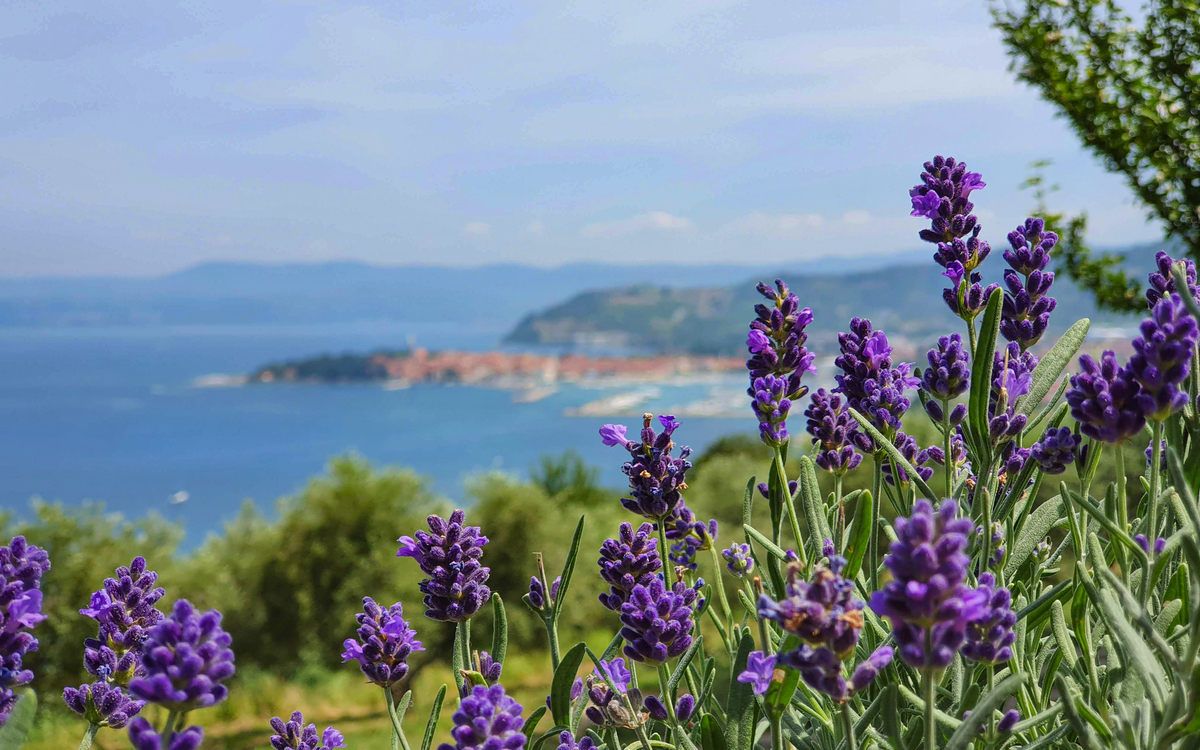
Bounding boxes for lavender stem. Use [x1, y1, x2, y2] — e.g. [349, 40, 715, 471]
[77, 722, 100, 750]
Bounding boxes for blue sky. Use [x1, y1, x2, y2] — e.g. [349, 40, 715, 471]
[0, 0, 1163, 276]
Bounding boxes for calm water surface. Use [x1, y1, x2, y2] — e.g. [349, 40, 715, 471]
[0, 323, 751, 544]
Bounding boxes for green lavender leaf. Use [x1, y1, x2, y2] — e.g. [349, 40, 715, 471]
[1004, 494, 1065, 578]
[1016, 317, 1090, 416]
[522, 706, 548, 742]
[551, 516, 586, 623]
[842, 489, 874, 580]
[725, 632, 756, 750]
[490, 593, 507, 666]
[418, 685, 447, 750]
[551, 642, 587, 726]
[798, 456, 832, 555]
[968, 288, 1004, 461]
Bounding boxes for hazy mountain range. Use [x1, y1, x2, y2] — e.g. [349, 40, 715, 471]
[0, 242, 1175, 355]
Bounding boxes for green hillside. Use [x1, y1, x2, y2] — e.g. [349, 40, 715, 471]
[504, 243, 1173, 354]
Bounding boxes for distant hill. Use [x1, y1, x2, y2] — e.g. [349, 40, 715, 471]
[0, 253, 923, 329]
[504, 241, 1177, 355]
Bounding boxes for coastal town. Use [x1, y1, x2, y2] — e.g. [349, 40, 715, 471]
[253, 347, 745, 388]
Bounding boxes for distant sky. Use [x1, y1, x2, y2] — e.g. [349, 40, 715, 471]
[0, 0, 1165, 277]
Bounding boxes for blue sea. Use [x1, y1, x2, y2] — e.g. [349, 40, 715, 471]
[0, 322, 751, 545]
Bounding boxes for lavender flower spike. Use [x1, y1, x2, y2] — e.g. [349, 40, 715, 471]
[1147, 250, 1200, 308]
[722, 543, 755, 578]
[920, 333, 969, 424]
[833, 319, 918, 444]
[804, 389, 863, 474]
[63, 682, 145, 729]
[1029, 426, 1078, 475]
[128, 718, 204, 750]
[746, 279, 817, 381]
[0, 536, 49, 725]
[1129, 293, 1199, 421]
[270, 711, 347, 750]
[598, 522, 662, 612]
[869, 500, 983, 670]
[398, 510, 491, 622]
[439, 684, 526, 750]
[341, 597, 424, 687]
[128, 600, 235, 711]
[1066, 351, 1146, 444]
[988, 343, 1034, 442]
[962, 573, 1016, 665]
[1000, 218, 1058, 350]
[80, 556, 166, 688]
[619, 577, 699, 665]
[603, 414, 693, 521]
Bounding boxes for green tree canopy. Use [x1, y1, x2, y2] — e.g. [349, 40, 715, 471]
[992, 0, 1200, 312]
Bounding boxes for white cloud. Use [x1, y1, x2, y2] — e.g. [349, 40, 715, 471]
[842, 210, 871, 225]
[581, 211, 693, 238]
[463, 221, 491, 237]
[722, 211, 824, 237]
[525, 221, 546, 236]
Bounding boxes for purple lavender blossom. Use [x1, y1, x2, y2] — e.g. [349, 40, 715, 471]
[920, 333, 970, 423]
[1000, 218, 1058, 350]
[745, 280, 816, 447]
[962, 574, 1016, 664]
[340, 598, 424, 687]
[475, 651, 503, 686]
[722, 543, 755, 578]
[601, 414, 692, 521]
[1030, 426, 1078, 475]
[880, 432, 936, 487]
[599, 424, 629, 447]
[643, 694, 695, 723]
[596, 657, 632, 693]
[804, 389, 864, 474]
[127, 718, 203, 750]
[758, 560, 864, 658]
[619, 577, 698, 665]
[746, 279, 817, 381]
[128, 600, 235, 711]
[911, 157, 999, 321]
[778, 646, 852, 701]
[833, 319, 918, 444]
[439, 684, 526, 750]
[269, 711, 347, 750]
[737, 651, 777, 696]
[1129, 294, 1199, 421]
[397, 510, 491, 622]
[0, 536, 49, 724]
[598, 522, 662, 612]
[869, 500, 984, 670]
[849, 647, 894, 692]
[910, 156, 988, 250]
[998, 710, 1020, 733]
[1147, 251, 1200, 308]
[665, 512, 717, 571]
[555, 731, 596, 750]
[1066, 351, 1146, 444]
[79, 557, 166, 690]
[62, 681, 145, 729]
[988, 343, 1035, 442]
[1134, 535, 1167, 555]
[526, 575, 560, 612]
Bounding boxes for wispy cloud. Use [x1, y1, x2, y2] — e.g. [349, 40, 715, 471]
[463, 221, 491, 237]
[581, 211, 693, 239]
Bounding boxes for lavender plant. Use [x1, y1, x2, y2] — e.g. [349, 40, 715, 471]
[33, 153, 1200, 750]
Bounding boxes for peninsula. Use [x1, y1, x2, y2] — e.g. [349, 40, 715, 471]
[251, 348, 744, 388]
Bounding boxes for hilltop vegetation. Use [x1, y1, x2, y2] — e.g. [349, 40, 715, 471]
[505, 242, 1172, 354]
